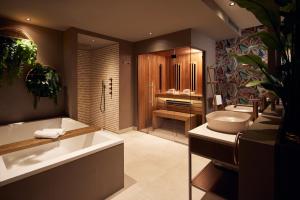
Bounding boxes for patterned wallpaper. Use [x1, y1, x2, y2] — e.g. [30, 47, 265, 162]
[215, 27, 267, 104]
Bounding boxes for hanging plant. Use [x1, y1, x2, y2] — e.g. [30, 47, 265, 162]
[25, 63, 61, 108]
[0, 35, 37, 84]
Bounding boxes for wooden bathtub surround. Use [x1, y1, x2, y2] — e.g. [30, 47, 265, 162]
[0, 126, 100, 155]
[152, 110, 197, 136]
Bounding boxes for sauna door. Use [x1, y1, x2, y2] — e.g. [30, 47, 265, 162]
[138, 54, 165, 130]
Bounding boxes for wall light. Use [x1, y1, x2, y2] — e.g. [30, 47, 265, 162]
[229, 1, 235, 6]
[26, 17, 31, 21]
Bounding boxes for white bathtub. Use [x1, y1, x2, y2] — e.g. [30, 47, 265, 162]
[0, 117, 88, 146]
[0, 118, 123, 188]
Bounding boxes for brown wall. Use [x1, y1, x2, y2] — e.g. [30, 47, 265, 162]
[134, 29, 191, 55]
[63, 28, 78, 119]
[0, 18, 65, 125]
[119, 42, 135, 130]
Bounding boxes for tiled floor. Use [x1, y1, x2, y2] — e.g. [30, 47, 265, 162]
[141, 119, 189, 144]
[107, 131, 210, 200]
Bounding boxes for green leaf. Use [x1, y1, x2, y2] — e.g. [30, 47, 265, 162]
[233, 0, 280, 32]
[254, 31, 282, 50]
[245, 80, 265, 87]
[233, 54, 268, 69]
[233, 54, 283, 89]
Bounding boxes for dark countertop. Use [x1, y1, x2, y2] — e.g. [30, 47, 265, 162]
[240, 105, 282, 146]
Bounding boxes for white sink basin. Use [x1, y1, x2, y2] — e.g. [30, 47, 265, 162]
[225, 105, 253, 113]
[206, 111, 251, 134]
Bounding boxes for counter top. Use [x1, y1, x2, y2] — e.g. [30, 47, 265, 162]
[240, 105, 282, 146]
[189, 123, 237, 145]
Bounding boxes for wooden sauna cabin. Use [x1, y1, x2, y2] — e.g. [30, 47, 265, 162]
[138, 47, 205, 136]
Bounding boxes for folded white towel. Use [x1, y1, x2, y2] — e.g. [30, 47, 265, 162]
[34, 130, 60, 139]
[214, 95, 223, 106]
[42, 128, 65, 136]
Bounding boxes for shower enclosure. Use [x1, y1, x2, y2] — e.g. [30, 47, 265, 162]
[77, 34, 120, 132]
[137, 47, 205, 143]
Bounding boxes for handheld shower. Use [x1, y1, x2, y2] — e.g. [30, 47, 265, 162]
[100, 80, 106, 113]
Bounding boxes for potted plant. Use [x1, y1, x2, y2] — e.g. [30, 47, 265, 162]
[0, 36, 37, 84]
[25, 63, 61, 108]
[233, 0, 299, 198]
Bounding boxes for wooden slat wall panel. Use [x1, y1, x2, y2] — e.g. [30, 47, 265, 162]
[77, 44, 120, 132]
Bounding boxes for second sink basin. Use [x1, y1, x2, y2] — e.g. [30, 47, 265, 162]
[206, 111, 251, 134]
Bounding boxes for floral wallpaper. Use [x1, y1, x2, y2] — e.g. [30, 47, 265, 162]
[215, 27, 267, 104]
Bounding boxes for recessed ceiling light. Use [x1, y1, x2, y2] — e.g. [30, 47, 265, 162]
[26, 17, 31, 21]
[229, 1, 235, 6]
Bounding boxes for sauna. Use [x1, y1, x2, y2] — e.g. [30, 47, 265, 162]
[138, 47, 205, 138]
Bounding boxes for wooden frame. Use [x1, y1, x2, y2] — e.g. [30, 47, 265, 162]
[137, 47, 206, 131]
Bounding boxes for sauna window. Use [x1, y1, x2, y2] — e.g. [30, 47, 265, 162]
[191, 63, 197, 92]
[174, 63, 181, 91]
[159, 64, 162, 91]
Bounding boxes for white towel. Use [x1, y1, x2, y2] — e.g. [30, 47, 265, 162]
[43, 128, 65, 136]
[214, 95, 223, 106]
[34, 130, 60, 139]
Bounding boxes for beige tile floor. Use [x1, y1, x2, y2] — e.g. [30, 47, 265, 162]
[107, 131, 210, 200]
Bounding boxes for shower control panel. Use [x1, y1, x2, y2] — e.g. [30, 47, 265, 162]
[109, 78, 113, 98]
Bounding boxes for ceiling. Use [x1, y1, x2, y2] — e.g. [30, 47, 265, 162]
[0, 0, 260, 42]
[78, 34, 117, 49]
[154, 47, 202, 57]
[214, 0, 261, 29]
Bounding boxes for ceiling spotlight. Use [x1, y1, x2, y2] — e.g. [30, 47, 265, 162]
[229, 1, 235, 6]
[25, 17, 31, 21]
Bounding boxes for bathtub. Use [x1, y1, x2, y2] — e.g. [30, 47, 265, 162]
[0, 117, 88, 146]
[0, 117, 124, 200]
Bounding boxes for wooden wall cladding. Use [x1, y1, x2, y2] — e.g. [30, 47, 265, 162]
[155, 98, 203, 115]
[138, 50, 203, 130]
[167, 52, 203, 94]
[138, 54, 167, 129]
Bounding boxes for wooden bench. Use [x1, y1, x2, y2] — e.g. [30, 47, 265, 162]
[152, 110, 197, 136]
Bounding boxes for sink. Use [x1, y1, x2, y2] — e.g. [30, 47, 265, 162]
[206, 111, 251, 134]
[225, 105, 253, 113]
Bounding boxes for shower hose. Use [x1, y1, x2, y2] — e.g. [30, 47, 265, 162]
[100, 80, 105, 113]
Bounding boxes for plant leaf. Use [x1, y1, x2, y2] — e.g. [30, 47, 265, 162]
[245, 80, 265, 87]
[233, 54, 283, 88]
[233, 0, 280, 33]
[233, 54, 267, 69]
[253, 31, 282, 50]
